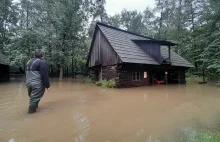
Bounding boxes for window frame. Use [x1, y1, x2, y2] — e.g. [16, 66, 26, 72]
[132, 72, 141, 81]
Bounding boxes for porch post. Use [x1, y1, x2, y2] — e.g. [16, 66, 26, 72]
[165, 70, 168, 85]
[178, 70, 181, 84]
[100, 66, 103, 81]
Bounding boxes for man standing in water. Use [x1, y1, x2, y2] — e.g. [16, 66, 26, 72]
[26, 49, 50, 114]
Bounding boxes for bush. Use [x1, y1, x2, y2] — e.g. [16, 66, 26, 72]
[187, 131, 220, 142]
[169, 128, 220, 142]
[95, 79, 116, 88]
[186, 74, 204, 83]
[216, 81, 220, 86]
[84, 77, 93, 84]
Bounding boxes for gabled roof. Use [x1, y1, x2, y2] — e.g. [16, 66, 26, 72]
[0, 52, 9, 65]
[97, 23, 159, 65]
[91, 22, 194, 68]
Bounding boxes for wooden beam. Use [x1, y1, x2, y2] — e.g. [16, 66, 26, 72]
[100, 66, 102, 81]
[203, 68, 205, 82]
[72, 57, 74, 78]
[165, 70, 168, 85]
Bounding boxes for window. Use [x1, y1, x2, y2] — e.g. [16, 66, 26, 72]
[132, 72, 140, 81]
[144, 72, 148, 78]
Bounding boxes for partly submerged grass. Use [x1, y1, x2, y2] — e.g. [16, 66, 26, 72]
[187, 130, 220, 142]
[186, 75, 204, 83]
[168, 129, 220, 142]
[84, 77, 116, 88]
[84, 77, 93, 84]
[95, 79, 116, 88]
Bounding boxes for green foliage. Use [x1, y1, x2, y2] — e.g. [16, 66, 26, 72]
[1, 0, 99, 77]
[95, 79, 116, 88]
[168, 128, 220, 142]
[216, 81, 220, 87]
[2, 0, 220, 82]
[84, 77, 93, 84]
[186, 74, 204, 83]
[186, 131, 220, 142]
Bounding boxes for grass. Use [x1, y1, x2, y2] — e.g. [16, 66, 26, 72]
[95, 79, 116, 88]
[168, 128, 220, 142]
[84, 77, 93, 84]
[216, 81, 220, 86]
[186, 74, 205, 83]
[186, 131, 220, 142]
[84, 78, 116, 88]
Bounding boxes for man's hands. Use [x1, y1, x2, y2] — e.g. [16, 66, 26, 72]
[47, 88, 50, 91]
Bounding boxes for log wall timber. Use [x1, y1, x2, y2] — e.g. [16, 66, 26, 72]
[88, 68, 98, 81]
[117, 69, 150, 88]
[88, 29, 121, 67]
[102, 65, 118, 80]
[89, 63, 187, 87]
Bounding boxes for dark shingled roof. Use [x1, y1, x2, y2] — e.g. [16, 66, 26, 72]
[0, 52, 10, 65]
[97, 23, 194, 68]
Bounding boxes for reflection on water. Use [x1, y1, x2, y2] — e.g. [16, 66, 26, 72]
[73, 111, 90, 142]
[0, 79, 220, 142]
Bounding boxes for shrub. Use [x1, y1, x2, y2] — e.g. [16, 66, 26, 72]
[84, 77, 93, 84]
[95, 79, 116, 88]
[187, 131, 220, 142]
[216, 81, 220, 86]
[186, 74, 203, 83]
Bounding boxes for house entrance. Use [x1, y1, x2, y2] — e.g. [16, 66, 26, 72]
[151, 69, 180, 85]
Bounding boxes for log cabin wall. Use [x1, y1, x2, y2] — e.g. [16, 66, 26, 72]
[117, 71, 150, 88]
[88, 29, 121, 67]
[102, 65, 118, 80]
[116, 64, 150, 88]
[178, 70, 186, 84]
[88, 68, 99, 81]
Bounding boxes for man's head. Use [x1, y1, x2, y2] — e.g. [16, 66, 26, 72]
[35, 49, 44, 59]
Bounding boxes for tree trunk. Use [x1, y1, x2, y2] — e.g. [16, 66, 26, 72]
[72, 57, 74, 78]
[24, 62, 26, 75]
[203, 68, 205, 82]
[59, 67, 63, 81]
[66, 66, 69, 77]
[158, 0, 164, 39]
[74, 60, 76, 78]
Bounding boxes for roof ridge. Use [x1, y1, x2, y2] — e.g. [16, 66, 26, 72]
[96, 22, 155, 40]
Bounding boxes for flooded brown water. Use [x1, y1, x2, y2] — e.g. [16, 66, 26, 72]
[1, 79, 220, 142]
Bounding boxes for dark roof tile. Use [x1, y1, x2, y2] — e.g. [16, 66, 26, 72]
[97, 23, 193, 68]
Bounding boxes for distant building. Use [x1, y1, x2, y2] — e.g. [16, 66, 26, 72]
[87, 23, 194, 87]
[0, 52, 10, 81]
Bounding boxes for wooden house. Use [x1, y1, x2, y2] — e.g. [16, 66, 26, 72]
[0, 52, 10, 81]
[87, 23, 194, 87]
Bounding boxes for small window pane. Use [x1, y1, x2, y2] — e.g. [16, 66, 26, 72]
[137, 72, 140, 80]
[144, 72, 147, 78]
[132, 72, 141, 81]
[133, 76, 136, 80]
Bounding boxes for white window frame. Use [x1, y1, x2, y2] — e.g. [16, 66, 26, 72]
[132, 72, 140, 81]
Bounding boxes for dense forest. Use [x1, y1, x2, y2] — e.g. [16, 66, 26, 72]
[1, 0, 220, 82]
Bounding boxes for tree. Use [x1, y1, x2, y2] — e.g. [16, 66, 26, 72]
[0, 0, 17, 53]
[120, 9, 144, 34]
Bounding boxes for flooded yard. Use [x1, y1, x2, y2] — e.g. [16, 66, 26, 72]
[0, 79, 220, 142]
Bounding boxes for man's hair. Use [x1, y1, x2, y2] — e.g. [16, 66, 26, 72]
[35, 49, 44, 58]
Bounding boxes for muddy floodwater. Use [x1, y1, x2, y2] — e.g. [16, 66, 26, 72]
[1, 79, 220, 142]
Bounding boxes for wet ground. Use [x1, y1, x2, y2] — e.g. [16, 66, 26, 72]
[0, 79, 220, 142]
